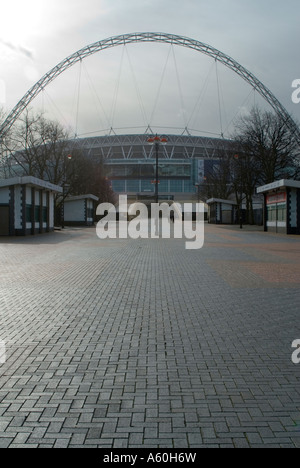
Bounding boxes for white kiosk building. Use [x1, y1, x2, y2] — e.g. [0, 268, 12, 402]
[257, 179, 300, 235]
[0, 176, 62, 236]
[64, 194, 99, 226]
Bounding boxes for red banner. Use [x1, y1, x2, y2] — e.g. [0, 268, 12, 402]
[266, 192, 287, 205]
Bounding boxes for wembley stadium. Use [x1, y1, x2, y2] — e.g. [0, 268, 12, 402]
[72, 133, 230, 203]
[1, 32, 299, 207]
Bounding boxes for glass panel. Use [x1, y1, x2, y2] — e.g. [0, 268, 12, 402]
[127, 180, 140, 192]
[42, 207, 47, 223]
[112, 180, 126, 192]
[35, 206, 40, 222]
[26, 205, 31, 222]
[170, 180, 183, 192]
[141, 180, 153, 192]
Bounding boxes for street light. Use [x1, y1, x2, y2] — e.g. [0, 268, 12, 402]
[147, 135, 167, 204]
[195, 176, 207, 204]
[234, 154, 243, 229]
[61, 154, 72, 229]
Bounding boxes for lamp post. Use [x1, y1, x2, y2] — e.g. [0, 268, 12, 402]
[195, 183, 200, 204]
[147, 135, 167, 204]
[234, 154, 243, 229]
[195, 176, 207, 204]
[61, 154, 72, 229]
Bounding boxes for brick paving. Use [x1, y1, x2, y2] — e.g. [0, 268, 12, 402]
[0, 224, 299, 448]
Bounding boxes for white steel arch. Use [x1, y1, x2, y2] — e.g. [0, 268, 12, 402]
[0, 32, 299, 141]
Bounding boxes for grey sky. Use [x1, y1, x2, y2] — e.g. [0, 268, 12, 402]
[0, 0, 299, 137]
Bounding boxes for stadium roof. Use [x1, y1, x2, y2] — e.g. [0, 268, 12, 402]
[70, 134, 232, 160]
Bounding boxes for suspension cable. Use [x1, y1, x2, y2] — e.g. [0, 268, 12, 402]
[186, 59, 215, 130]
[42, 88, 72, 131]
[223, 87, 256, 136]
[75, 59, 82, 138]
[215, 59, 224, 138]
[81, 60, 111, 131]
[110, 46, 126, 130]
[125, 45, 148, 129]
[150, 44, 173, 125]
[171, 45, 188, 129]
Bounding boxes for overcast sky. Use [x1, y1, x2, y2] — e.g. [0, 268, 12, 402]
[0, 0, 299, 138]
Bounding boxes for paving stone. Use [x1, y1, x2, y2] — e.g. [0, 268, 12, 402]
[0, 225, 299, 447]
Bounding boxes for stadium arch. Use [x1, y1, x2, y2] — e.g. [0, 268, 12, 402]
[0, 32, 299, 141]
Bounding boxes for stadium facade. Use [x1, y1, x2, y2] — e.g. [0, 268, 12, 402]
[74, 133, 229, 203]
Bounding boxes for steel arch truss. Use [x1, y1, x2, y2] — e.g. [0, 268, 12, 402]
[0, 32, 299, 141]
[72, 134, 228, 160]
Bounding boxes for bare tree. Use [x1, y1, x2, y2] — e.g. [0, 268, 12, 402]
[230, 150, 260, 225]
[3, 110, 115, 224]
[53, 149, 116, 225]
[7, 109, 71, 182]
[67, 150, 116, 203]
[233, 107, 300, 185]
[229, 107, 300, 224]
[0, 107, 14, 178]
[8, 110, 41, 176]
[201, 145, 235, 201]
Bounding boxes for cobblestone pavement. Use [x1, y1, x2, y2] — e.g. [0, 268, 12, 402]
[0, 224, 299, 448]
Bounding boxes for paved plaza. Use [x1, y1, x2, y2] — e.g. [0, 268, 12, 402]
[0, 224, 299, 448]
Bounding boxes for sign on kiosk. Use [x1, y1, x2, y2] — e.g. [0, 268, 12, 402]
[266, 192, 287, 205]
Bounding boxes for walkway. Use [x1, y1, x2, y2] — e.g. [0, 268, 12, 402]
[0, 225, 299, 448]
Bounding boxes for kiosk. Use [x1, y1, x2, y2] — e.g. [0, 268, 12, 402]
[64, 194, 99, 226]
[207, 198, 238, 225]
[257, 179, 300, 234]
[0, 176, 62, 236]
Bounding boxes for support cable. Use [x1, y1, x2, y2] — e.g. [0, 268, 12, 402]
[125, 45, 148, 130]
[0, 33, 298, 146]
[110, 46, 126, 130]
[171, 45, 188, 130]
[81, 60, 111, 131]
[215, 59, 224, 138]
[150, 45, 173, 125]
[42, 88, 71, 131]
[223, 87, 256, 136]
[75, 59, 82, 138]
[186, 59, 215, 131]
